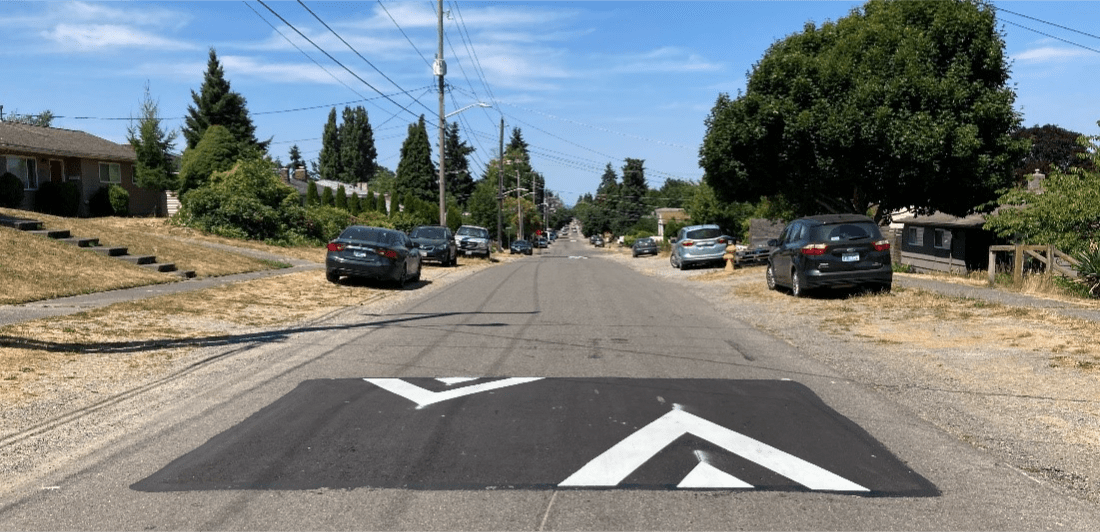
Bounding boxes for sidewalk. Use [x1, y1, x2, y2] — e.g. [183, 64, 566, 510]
[894, 274, 1100, 323]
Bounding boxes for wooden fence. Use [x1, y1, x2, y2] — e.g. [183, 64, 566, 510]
[987, 244, 1080, 284]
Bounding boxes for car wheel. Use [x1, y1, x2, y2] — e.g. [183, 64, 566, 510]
[766, 263, 777, 290]
[791, 270, 806, 298]
[326, 270, 339, 283]
[394, 267, 407, 289]
[671, 254, 680, 269]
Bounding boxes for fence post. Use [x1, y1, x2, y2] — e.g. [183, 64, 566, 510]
[1048, 245, 1055, 278]
[1014, 243, 1024, 284]
[988, 248, 996, 285]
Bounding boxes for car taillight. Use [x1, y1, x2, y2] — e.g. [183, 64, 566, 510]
[327, 242, 346, 252]
[717, 237, 727, 244]
[378, 249, 398, 259]
[801, 243, 828, 256]
[682, 240, 695, 247]
[873, 239, 890, 252]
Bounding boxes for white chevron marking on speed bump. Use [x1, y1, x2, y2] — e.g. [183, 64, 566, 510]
[559, 409, 869, 492]
[364, 377, 544, 408]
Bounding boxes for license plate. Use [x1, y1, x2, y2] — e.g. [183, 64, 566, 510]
[465, 251, 474, 256]
[354, 251, 367, 258]
[842, 252, 859, 262]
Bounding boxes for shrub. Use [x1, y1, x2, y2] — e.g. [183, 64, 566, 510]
[1074, 247, 1100, 298]
[0, 172, 24, 208]
[109, 184, 130, 215]
[34, 181, 81, 216]
[88, 186, 115, 217]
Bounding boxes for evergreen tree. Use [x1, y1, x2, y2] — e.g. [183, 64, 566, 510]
[395, 116, 437, 204]
[182, 48, 268, 152]
[507, 127, 529, 160]
[178, 125, 241, 195]
[618, 158, 649, 232]
[319, 107, 341, 182]
[306, 180, 320, 206]
[339, 106, 377, 184]
[335, 185, 348, 210]
[445, 121, 476, 206]
[288, 144, 305, 176]
[127, 82, 178, 194]
[321, 186, 334, 207]
[348, 191, 361, 215]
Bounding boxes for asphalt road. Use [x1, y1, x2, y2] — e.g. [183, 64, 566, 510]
[1, 236, 1098, 530]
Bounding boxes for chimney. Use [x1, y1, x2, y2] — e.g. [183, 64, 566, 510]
[294, 166, 307, 181]
[1027, 169, 1045, 193]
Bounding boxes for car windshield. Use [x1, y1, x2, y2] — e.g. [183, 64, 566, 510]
[685, 228, 722, 240]
[814, 223, 880, 242]
[636, 238, 653, 245]
[457, 227, 488, 238]
[339, 226, 399, 246]
[411, 227, 446, 239]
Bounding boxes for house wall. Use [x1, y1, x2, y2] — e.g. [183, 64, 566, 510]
[900, 225, 991, 273]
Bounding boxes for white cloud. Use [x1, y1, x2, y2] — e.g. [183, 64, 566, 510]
[1014, 46, 1093, 63]
[58, 1, 191, 28]
[41, 24, 196, 52]
[606, 47, 724, 74]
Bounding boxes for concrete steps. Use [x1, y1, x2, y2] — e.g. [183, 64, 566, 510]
[1, 213, 196, 279]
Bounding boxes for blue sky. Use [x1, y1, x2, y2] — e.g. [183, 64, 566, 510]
[3, 1, 1098, 206]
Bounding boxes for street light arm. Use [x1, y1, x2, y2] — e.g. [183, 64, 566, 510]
[446, 102, 491, 118]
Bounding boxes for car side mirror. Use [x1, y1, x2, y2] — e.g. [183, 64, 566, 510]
[767, 239, 778, 247]
[669, 238, 678, 244]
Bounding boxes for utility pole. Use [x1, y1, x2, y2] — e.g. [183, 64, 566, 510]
[435, 0, 446, 226]
[497, 117, 504, 249]
[517, 169, 523, 241]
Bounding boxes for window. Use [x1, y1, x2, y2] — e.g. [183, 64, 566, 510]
[99, 162, 121, 184]
[5, 156, 38, 189]
[933, 229, 952, 250]
[906, 227, 924, 246]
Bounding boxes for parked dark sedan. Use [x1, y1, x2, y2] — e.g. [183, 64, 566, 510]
[409, 225, 457, 266]
[632, 237, 659, 258]
[510, 239, 533, 255]
[766, 214, 892, 297]
[326, 225, 422, 288]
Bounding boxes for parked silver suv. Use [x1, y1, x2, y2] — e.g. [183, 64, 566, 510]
[670, 224, 729, 269]
[455, 225, 491, 258]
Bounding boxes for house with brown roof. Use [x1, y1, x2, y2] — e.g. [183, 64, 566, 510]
[0, 121, 163, 216]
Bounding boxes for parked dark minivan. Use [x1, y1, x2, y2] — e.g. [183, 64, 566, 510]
[766, 214, 892, 296]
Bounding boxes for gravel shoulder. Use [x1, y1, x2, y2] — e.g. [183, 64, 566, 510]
[597, 247, 1100, 505]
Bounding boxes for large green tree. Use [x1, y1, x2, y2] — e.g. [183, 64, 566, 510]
[699, 0, 1026, 222]
[127, 83, 178, 194]
[444, 121, 476, 207]
[182, 48, 268, 152]
[338, 106, 376, 184]
[318, 108, 341, 181]
[617, 158, 649, 233]
[394, 116, 437, 204]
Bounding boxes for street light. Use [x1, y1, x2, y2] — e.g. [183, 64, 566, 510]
[437, 101, 491, 227]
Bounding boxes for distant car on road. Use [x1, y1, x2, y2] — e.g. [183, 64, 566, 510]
[326, 225, 421, 288]
[632, 237, 659, 258]
[409, 225, 457, 267]
[455, 225, 491, 258]
[592, 235, 605, 247]
[536, 236, 549, 248]
[766, 213, 892, 297]
[510, 239, 533, 255]
[670, 224, 728, 269]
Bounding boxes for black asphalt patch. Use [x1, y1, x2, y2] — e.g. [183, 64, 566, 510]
[131, 378, 938, 496]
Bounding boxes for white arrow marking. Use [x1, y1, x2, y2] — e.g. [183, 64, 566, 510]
[559, 409, 869, 492]
[678, 462, 753, 489]
[364, 377, 543, 409]
[435, 377, 479, 385]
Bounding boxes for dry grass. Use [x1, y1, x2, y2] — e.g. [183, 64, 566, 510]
[728, 278, 1100, 373]
[0, 207, 325, 305]
[0, 270, 388, 406]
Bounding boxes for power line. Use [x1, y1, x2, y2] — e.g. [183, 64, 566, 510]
[1001, 19, 1100, 55]
[255, 0, 420, 120]
[377, 0, 432, 68]
[994, 5, 1100, 42]
[295, 0, 435, 116]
